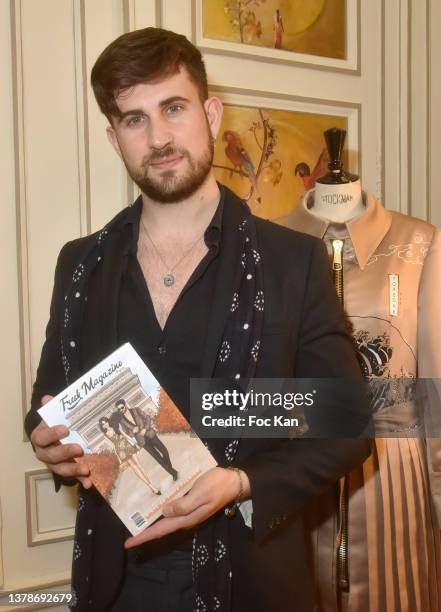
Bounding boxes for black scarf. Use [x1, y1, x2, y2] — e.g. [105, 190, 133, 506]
[64, 189, 264, 612]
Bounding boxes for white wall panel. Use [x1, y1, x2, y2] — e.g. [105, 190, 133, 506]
[2, 0, 81, 594]
[383, 0, 410, 214]
[0, 0, 18, 592]
[82, 0, 127, 230]
[25, 470, 77, 547]
[161, 0, 192, 36]
[18, 0, 83, 381]
[355, 0, 382, 198]
[131, 0, 160, 29]
[409, 0, 429, 221]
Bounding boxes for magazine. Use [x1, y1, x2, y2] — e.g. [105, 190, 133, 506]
[38, 342, 217, 535]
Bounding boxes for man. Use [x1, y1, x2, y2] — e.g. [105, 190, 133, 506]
[25, 27, 370, 612]
[110, 399, 178, 480]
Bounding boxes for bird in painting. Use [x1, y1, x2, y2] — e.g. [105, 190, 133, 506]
[223, 130, 259, 193]
[295, 148, 330, 192]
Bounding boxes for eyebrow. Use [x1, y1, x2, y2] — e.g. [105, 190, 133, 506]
[116, 96, 191, 123]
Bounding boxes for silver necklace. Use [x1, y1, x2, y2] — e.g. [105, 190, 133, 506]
[140, 216, 204, 287]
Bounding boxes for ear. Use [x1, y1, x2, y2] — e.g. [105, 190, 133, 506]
[106, 125, 122, 158]
[204, 96, 223, 140]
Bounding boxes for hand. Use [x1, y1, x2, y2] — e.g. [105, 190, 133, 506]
[31, 395, 93, 489]
[125, 467, 250, 549]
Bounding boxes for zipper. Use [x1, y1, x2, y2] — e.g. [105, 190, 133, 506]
[331, 239, 344, 302]
[331, 239, 350, 593]
[336, 476, 349, 591]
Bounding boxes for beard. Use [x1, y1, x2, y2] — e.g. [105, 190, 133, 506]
[123, 129, 215, 204]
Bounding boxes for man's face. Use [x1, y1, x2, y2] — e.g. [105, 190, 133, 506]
[117, 404, 125, 413]
[106, 68, 223, 203]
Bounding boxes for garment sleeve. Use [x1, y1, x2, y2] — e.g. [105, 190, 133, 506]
[417, 228, 441, 525]
[237, 239, 372, 543]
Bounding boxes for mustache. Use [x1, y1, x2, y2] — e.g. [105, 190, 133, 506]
[143, 146, 189, 165]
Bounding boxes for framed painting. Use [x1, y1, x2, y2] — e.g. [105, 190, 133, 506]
[212, 88, 360, 220]
[193, 0, 359, 73]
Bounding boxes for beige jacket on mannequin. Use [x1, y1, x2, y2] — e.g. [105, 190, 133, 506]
[278, 190, 441, 612]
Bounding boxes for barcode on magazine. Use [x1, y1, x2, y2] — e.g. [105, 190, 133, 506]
[131, 512, 146, 529]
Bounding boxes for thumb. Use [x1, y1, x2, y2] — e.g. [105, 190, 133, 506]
[41, 394, 54, 405]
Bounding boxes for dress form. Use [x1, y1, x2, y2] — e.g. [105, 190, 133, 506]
[311, 127, 364, 223]
[276, 130, 441, 610]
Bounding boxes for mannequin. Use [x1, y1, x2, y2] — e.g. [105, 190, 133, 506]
[277, 128, 441, 611]
[311, 127, 364, 223]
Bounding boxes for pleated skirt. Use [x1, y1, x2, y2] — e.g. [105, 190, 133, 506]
[306, 438, 441, 611]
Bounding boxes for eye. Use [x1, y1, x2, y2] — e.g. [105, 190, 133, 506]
[126, 114, 144, 126]
[166, 103, 184, 115]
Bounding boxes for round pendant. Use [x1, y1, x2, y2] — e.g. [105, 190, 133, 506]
[163, 273, 175, 287]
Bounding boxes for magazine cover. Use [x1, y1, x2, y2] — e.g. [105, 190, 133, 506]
[38, 343, 217, 535]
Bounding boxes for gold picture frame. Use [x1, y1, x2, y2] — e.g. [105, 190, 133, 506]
[211, 86, 360, 219]
[193, 0, 360, 74]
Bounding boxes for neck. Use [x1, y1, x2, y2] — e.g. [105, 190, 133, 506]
[311, 179, 364, 223]
[140, 173, 220, 240]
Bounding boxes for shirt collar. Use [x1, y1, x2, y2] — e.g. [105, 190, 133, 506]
[123, 188, 224, 255]
[278, 189, 392, 270]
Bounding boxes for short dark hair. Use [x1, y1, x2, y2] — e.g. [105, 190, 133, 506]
[115, 399, 126, 408]
[91, 27, 208, 121]
[98, 417, 110, 433]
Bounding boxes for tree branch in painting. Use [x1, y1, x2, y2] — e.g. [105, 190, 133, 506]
[224, 0, 266, 44]
[215, 108, 281, 204]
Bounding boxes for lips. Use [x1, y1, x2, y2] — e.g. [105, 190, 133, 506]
[149, 155, 183, 169]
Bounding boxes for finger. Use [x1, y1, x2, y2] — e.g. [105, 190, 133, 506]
[75, 458, 92, 488]
[41, 394, 54, 405]
[32, 423, 70, 448]
[125, 515, 191, 548]
[36, 443, 84, 464]
[78, 476, 93, 489]
[162, 490, 202, 518]
[125, 505, 211, 549]
[47, 459, 90, 480]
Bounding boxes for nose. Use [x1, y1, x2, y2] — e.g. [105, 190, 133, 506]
[148, 114, 173, 151]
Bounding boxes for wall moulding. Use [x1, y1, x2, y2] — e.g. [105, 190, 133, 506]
[73, 0, 91, 238]
[0, 498, 4, 589]
[25, 469, 76, 547]
[10, 0, 33, 424]
[124, 0, 162, 30]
